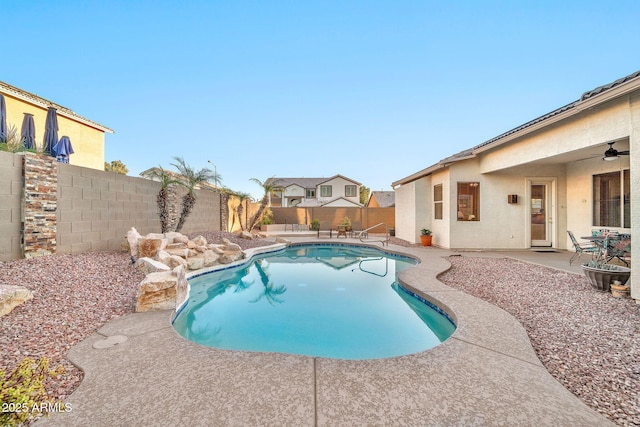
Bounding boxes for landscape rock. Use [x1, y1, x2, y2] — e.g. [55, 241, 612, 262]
[163, 232, 183, 243]
[136, 271, 178, 312]
[192, 235, 207, 247]
[135, 257, 171, 275]
[240, 231, 254, 240]
[0, 285, 33, 317]
[173, 234, 189, 244]
[186, 257, 205, 271]
[126, 227, 142, 258]
[165, 248, 190, 258]
[219, 251, 245, 264]
[138, 238, 165, 258]
[166, 255, 188, 269]
[174, 265, 189, 310]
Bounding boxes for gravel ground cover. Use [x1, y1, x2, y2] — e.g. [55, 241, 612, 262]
[438, 256, 639, 426]
[1, 233, 637, 426]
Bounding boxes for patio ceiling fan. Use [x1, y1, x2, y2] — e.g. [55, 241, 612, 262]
[603, 141, 630, 161]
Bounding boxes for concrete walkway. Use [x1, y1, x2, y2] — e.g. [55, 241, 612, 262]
[42, 239, 611, 426]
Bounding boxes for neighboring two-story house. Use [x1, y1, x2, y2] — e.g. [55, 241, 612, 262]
[0, 81, 113, 170]
[266, 175, 362, 207]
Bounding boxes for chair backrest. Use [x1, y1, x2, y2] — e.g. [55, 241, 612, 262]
[567, 230, 579, 247]
[591, 229, 609, 236]
[607, 233, 631, 256]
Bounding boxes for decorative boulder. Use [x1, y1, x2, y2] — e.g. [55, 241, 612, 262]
[136, 271, 178, 312]
[166, 255, 188, 269]
[138, 238, 165, 259]
[173, 234, 189, 244]
[192, 235, 207, 247]
[186, 257, 205, 271]
[240, 231, 254, 240]
[135, 257, 171, 275]
[174, 265, 189, 310]
[126, 227, 142, 258]
[0, 285, 33, 317]
[219, 251, 245, 264]
[163, 232, 183, 244]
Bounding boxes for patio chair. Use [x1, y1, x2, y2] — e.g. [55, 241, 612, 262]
[567, 231, 599, 265]
[605, 233, 631, 266]
[349, 221, 368, 239]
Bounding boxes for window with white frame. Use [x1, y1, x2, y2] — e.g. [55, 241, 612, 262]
[320, 185, 332, 197]
[593, 170, 630, 228]
[345, 185, 357, 197]
[457, 182, 479, 221]
[306, 188, 316, 198]
[434, 184, 443, 220]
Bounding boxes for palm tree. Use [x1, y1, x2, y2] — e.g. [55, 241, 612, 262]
[141, 166, 180, 233]
[233, 191, 251, 231]
[170, 157, 216, 233]
[246, 177, 283, 231]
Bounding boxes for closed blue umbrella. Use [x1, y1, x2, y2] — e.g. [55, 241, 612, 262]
[53, 135, 74, 163]
[20, 113, 36, 150]
[0, 94, 6, 142]
[43, 107, 58, 156]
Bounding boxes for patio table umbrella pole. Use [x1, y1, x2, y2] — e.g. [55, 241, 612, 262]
[0, 94, 7, 142]
[43, 107, 58, 157]
[21, 113, 36, 150]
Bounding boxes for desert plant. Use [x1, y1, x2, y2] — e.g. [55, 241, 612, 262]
[421, 228, 432, 236]
[0, 357, 65, 426]
[341, 216, 352, 230]
[246, 177, 283, 231]
[171, 157, 215, 232]
[141, 166, 181, 233]
[233, 191, 251, 231]
[311, 219, 321, 231]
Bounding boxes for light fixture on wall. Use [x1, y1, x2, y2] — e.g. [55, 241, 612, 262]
[603, 141, 629, 161]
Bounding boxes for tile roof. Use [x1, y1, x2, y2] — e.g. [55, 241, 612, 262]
[474, 69, 640, 151]
[393, 68, 640, 187]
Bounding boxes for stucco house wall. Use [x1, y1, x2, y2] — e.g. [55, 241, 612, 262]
[393, 69, 639, 300]
[1, 82, 112, 170]
[317, 176, 360, 204]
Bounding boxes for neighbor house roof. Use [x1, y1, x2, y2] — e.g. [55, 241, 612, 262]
[297, 196, 362, 207]
[0, 81, 114, 134]
[392, 69, 640, 187]
[266, 174, 362, 188]
[368, 191, 395, 207]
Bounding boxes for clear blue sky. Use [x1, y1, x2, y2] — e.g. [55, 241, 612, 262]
[3, 1, 639, 199]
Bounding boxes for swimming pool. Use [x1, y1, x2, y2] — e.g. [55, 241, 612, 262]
[172, 244, 456, 359]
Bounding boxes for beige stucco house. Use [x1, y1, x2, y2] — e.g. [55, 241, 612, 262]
[1, 81, 113, 169]
[393, 69, 638, 300]
[267, 175, 362, 207]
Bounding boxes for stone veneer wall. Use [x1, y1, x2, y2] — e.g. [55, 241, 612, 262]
[23, 154, 58, 258]
[0, 152, 23, 261]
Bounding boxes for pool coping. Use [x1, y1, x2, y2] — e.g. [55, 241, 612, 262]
[41, 239, 612, 426]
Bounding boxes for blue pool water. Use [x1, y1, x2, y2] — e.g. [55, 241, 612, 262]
[172, 244, 456, 359]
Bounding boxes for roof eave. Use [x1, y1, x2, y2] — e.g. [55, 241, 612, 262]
[473, 73, 640, 155]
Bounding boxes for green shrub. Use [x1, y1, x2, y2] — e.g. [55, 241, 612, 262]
[0, 357, 64, 426]
[311, 219, 320, 231]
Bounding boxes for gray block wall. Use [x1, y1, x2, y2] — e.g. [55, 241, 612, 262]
[0, 151, 221, 261]
[57, 164, 221, 254]
[0, 152, 23, 261]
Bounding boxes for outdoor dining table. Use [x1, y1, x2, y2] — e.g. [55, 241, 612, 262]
[581, 235, 607, 260]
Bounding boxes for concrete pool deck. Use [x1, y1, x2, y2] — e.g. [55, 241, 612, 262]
[42, 239, 612, 426]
